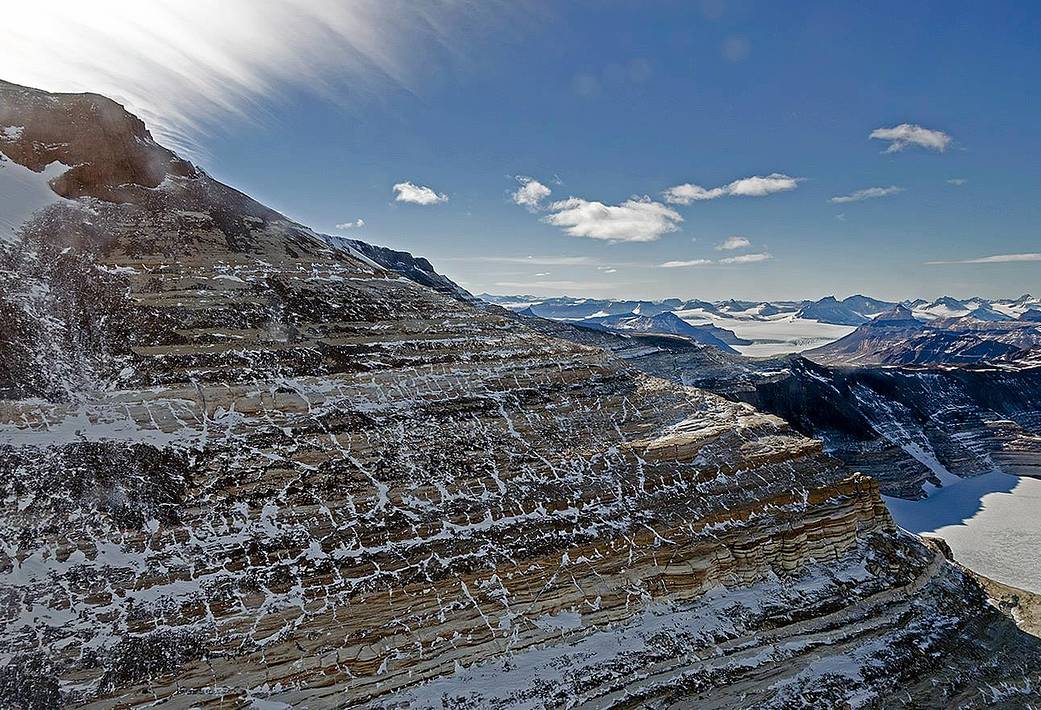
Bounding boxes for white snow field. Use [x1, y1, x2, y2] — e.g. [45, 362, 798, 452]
[885, 472, 1041, 594]
[0, 148, 68, 241]
[673, 309, 857, 357]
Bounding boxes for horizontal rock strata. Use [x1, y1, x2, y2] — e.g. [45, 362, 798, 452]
[2, 80, 1040, 709]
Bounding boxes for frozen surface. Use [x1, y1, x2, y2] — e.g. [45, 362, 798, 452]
[885, 472, 1041, 594]
[0, 152, 68, 241]
[674, 310, 857, 357]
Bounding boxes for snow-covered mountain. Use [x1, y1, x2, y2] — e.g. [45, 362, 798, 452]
[795, 294, 895, 325]
[910, 294, 1041, 320]
[482, 293, 1041, 357]
[806, 305, 1041, 367]
[570, 311, 751, 353]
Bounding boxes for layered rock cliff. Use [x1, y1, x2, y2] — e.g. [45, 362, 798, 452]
[2, 80, 1040, 709]
[527, 315, 1041, 500]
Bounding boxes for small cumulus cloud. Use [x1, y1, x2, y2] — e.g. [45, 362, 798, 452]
[336, 218, 365, 230]
[926, 253, 1041, 265]
[715, 236, 751, 251]
[829, 186, 903, 203]
[542, 196, 683, 242]
[947, 178, 968, 186]
[511, 176, 552, 211]
[719, 252, 772, 264]
[870, 123, 951, 153]
[393, 181, 448, 205]
[663, 173, 801, 204]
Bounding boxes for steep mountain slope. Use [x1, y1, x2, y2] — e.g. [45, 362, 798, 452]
[724, 357, 1041, 498]
[323, 234, 478, 304]
[2, 80, 1040, 709]
[524, 316, 1041, 500]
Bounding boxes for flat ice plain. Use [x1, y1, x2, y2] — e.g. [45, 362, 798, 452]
[673, 310, 857, 357]
[885, 471, 1041, 595]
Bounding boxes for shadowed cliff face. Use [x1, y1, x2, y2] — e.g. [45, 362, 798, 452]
[531, 315, 1041, 500]
[725, 359, 1041, 498]
[2, 82, 1041, 709]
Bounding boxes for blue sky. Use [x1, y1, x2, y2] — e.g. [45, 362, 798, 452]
[3, 1, 1039, 300]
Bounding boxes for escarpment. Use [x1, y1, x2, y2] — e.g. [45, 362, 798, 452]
[525, 316, 1041, 499]
[2, 81, 1040, 709]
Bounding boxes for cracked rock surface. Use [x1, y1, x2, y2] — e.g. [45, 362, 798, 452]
[1, 80, 1040, 709]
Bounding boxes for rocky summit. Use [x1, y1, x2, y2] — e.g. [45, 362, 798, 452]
[2, 81, 1041, 709]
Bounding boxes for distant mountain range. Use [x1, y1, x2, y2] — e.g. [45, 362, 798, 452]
[481, 292, 1041, 358]
[806, 304, 1041, 367]
[483, 292, 1040, 325]
[556, 310, 752, 354]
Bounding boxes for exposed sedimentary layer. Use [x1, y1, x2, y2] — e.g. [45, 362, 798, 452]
[2, 80, 1040, 708]
[525, 315, 1041, 499]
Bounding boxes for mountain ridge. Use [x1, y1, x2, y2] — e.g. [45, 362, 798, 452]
[2, 80, 1041, 708]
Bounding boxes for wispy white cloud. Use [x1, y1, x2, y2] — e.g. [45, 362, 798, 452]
[927, 253, 1041, 265]
[393, 181, 448, 205]
[336, 218, 365, 230]
[0, 1, 515, 155]
[542, 196, 682, 242]
[663, 173, 801, 204]
[829, 186, 903, 203]
[442, 255, 599, 266]
[494, 280, 607, 291]
[870, 123, 951, 153]
[719, 252, 772, 264]
[659, 251, 773, 267]
[715, 236, 751, 251]
[511, 176, 551, 211]
[660, 259, 713, 268]
[947, 178, 968, 186]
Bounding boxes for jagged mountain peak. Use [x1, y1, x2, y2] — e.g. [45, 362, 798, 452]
[0, 79, 197, 202]
[870, 303, 922, 325]
[930, 295, 967, 309]
[964, 305, 1012, 322]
